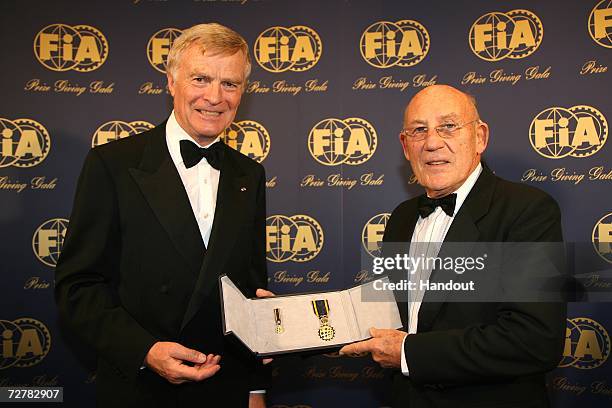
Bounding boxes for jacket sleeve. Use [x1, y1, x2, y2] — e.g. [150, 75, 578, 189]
[247, 164, 272, 391]
[55, 149, 157, 383]
[248, 164, 268, 291]
[404, 193, 567, 386]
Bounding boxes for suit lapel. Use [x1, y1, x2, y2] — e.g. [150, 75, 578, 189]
[394, 202, 420, 245]
[180, 144, 248, 330]
[385, 200, 419, 329]
[128, 124, 205, 276]
[417, 166, 497, 332]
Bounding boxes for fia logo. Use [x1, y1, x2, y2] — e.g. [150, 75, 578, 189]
[469, 10, 543, 61]
[147, 28, 182, 73]
[593, 213, 612, 264]
[529, 105, 607, 159]
[254, 26, 322, 73]
[360, 20, 430, 68]
[362, 213, 391, 258]
[266, 215, 324, 262]
[91, 120, 154, 147]
[0, 318, 51, 369]
[308, 118, 377, 166]
[220, 120, 270, 163]
[32, 218, 68, 267]
[0, 118, 50, 168]
[34, 24, 108, 72]
[589, 0, 612, 48]
[559, 317, 610, 369]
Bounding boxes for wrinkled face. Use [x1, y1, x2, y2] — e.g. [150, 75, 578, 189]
[167, 45, 246, 146]
[400, 86, 489, 198]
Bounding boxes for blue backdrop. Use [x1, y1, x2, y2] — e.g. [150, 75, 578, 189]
[1, 0, 610, 406]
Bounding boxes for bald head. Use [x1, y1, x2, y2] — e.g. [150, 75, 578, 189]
[405, 85, 480, 125]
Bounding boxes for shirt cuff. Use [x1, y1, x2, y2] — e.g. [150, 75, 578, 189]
[400, 334, 410, 376]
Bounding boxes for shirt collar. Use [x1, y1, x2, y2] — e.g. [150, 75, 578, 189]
[166, 110, 221, 167]
[451, 162, 483, 216]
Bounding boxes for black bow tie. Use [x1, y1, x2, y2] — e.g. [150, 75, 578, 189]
[180, 139, 224, 170]
[417, 193, 457, 218]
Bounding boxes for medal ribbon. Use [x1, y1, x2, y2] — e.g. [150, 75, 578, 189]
[312, 299, 330, 318]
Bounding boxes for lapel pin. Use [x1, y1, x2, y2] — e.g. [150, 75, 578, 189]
[240, 187, 247, 192]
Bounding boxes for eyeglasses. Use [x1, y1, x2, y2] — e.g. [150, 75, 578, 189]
[400, 119, 480, 141]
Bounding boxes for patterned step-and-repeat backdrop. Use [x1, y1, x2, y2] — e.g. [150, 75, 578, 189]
[0, 0, 610, 406]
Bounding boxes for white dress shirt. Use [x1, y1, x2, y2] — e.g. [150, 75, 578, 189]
[165, 112, 265, 394]
[166, 111, 220, 248]
[400, 163, 483, 376]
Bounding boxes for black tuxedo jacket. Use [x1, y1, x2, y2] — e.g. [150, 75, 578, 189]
[55, 123, 268, 407]
[384, 166, 566, 408]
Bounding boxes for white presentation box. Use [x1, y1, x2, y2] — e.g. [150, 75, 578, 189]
[219, 275, 402, 356]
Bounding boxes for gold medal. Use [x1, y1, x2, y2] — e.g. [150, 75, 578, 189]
[312, 299, 335, 341]
[274, 308, 284, 334]
[318, 324, 335, 341]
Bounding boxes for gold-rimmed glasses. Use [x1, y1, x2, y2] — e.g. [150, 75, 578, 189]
[400, 119, 480, 141]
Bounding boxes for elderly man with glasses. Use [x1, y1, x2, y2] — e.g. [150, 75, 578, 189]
[341, 85, 566, 408]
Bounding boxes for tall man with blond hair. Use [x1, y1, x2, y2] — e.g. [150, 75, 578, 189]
[341, 85, 566, 407]
[56, 23, 269, 407]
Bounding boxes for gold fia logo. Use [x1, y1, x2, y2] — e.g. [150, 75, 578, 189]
[266, 215, 324, 262]
[560, 317, 610, 369]
[0, 318, 51, 369]
[469, 10, 543, 61]
[529, 105, 608, 159]
[593, 213, 612, 263]
[34, 24, 108, 72]
[0, 118, 50, 168]
[308, 117, 377, 166]
[147, 28, 182, 73]
[254, 26, 322, 73]
[589, 0, 612, 48]
[362, 213, 391, 258]
[91, 120, 154, 147]
[220, 120, 270, 163]
[360, 20, 430, 68]
[32, 218, 68, 267]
